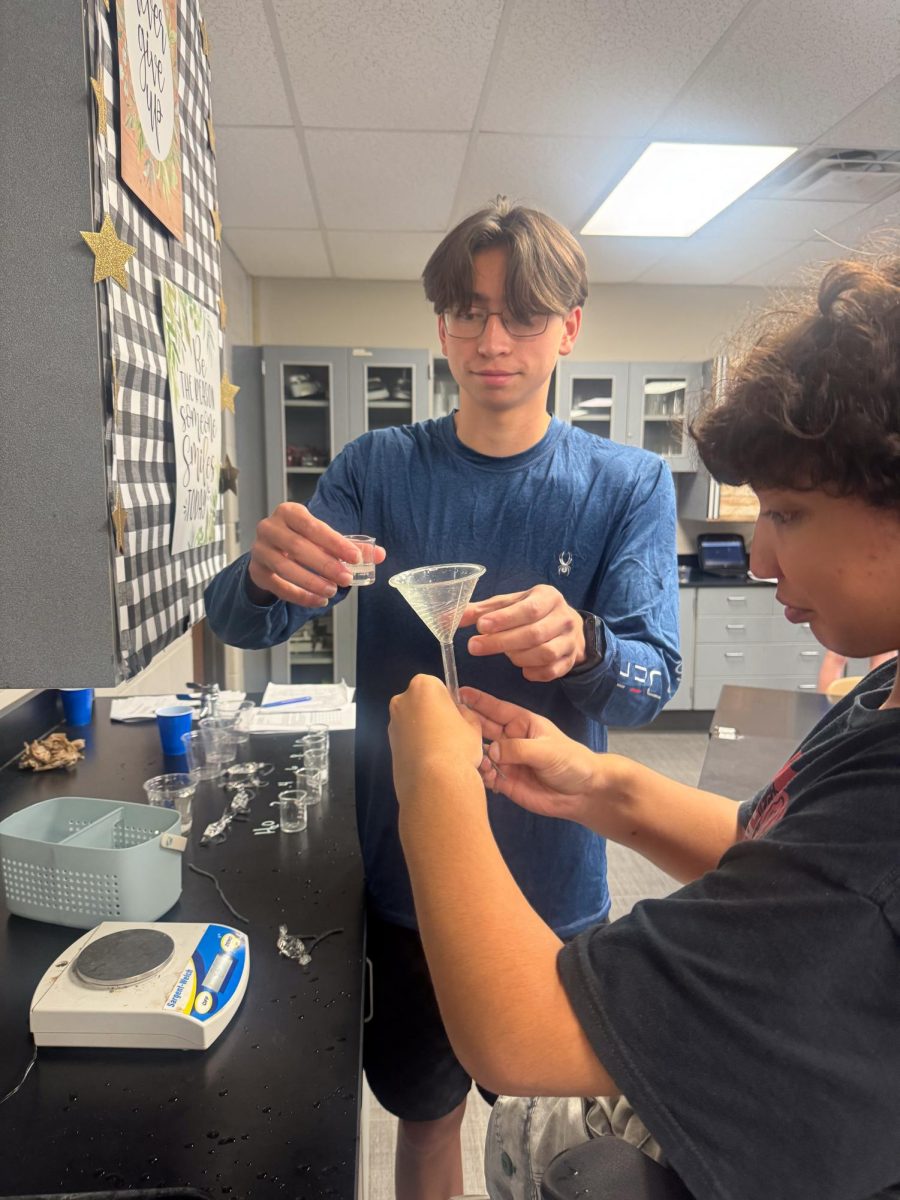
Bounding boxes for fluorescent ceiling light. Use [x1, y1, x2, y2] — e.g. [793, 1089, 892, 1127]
[581, 142, 797, 238]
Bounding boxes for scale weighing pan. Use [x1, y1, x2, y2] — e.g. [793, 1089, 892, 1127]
[30, 921, 249, 1051]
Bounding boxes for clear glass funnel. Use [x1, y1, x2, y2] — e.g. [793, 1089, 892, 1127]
[388, 563, 486, 702]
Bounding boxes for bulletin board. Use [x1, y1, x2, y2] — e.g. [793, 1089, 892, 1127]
[86, 0, 226, 678]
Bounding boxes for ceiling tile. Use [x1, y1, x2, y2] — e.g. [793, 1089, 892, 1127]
[203, 0, 292, 125]
[271, 0, 503, 130]
[653, 0, 900, 143]
[224, 230, 331, 277]
[578, 236, 685, 284]
[818, 192, 900, 252]
[735, 239, 847, 287]
[307, 131, 468, 230]
[816, 74, 900, 150]
[697, 198, 870, 243]
[328, 232, 443, 280]
[637, 235, 802, 285]
[480, 0, 748, 137]
[216, 128, 318, 228]
[451, 134, 647, 229]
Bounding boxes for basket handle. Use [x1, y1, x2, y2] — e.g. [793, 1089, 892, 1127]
[161, 832, 187, 853]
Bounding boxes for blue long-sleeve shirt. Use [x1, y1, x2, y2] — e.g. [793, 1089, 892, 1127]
[205, 415, 680, 933]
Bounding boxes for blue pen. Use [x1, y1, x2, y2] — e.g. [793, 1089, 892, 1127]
[260, 695, 313, 708]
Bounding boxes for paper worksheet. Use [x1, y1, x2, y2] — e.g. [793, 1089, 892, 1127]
[247, 681, 357, 732]
[109, 691, 246, 722]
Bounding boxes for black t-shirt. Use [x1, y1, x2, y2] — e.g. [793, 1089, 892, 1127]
[558, 661, 900, 1200]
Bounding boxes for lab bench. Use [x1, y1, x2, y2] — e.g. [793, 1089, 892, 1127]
[0, 696, 365, 1200]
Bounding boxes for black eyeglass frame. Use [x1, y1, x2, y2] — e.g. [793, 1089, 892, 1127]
[441, 309, 554, 339]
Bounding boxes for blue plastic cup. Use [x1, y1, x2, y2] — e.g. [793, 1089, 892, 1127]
[155, 704, 194, 757]
[59, 687, 94, 726]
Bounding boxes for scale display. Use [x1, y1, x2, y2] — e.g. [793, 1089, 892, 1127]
[30, 922, 250, 1051]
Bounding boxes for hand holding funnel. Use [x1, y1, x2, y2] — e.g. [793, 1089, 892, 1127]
[388, 564, 486, 703]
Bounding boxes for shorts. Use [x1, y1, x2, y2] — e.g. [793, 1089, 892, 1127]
[363, 907, 498, 1122]
[484, 1095, 666, 1200]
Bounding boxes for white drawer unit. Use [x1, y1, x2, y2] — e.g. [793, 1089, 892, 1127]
[696, 588, 774, 618]
[667, 587, 696, 710]
[693, 675, 821, 710]
[688, 584, 825, 710]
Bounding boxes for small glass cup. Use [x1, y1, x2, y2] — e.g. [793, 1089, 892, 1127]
[143, 772, 195, 834]
[296, 728, 329, 785]
[288, 766, 323, 807]
[340, 534, 377, 586]
[275, 789, 308, 833]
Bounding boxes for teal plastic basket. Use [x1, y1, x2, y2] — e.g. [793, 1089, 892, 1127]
[0, 796, 185, 928]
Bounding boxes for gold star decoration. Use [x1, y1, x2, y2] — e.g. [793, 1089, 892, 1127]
[218, 294, 228, 329]
[206, 116, 216, 155]
[80, 214, 137, 290]
[200, 19, 210, 57]
[90, 77, 107, 137]
[219, 455, 239, 495]
[111, 489, 128, 554]
[210, 207, 222, 242]
[220, 372, 239, 413]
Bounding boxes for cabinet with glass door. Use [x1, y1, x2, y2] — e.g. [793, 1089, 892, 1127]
[626, 362, 702, 472]
[555, 362, 630, 442]
[349, 348, 430, 433]
[258, 347, 352, 687]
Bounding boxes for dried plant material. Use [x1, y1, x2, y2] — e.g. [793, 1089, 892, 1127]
[19, 733, 85, 772]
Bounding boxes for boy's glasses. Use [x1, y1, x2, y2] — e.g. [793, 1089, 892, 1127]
[443, 309, 552, 339]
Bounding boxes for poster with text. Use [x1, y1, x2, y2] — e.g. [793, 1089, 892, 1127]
[116, 0, 184, 240]
[161, 278, 221, 553]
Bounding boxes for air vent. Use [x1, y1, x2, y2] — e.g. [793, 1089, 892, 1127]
[763, 149, 900, 204]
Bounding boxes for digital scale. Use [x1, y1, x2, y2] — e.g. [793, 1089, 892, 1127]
[29, 922, 250, 1051]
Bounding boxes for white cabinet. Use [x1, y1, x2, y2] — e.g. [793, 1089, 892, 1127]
[556, 361, 703, 471]
[667, 587, 696, 710]
[691, 587, 822, 710]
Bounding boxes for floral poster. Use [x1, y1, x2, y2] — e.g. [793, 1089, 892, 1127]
[116, 0, 184, 240]
[161, 278, 221, 553]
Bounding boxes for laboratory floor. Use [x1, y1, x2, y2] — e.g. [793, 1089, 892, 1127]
[362, 727, 709, 1199]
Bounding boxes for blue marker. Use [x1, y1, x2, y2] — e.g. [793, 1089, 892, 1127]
[260, 695, 313, 708]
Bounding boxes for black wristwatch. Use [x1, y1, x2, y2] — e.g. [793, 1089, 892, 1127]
[574, 611, 605, 672]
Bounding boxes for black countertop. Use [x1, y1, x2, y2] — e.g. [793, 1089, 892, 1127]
[698, 684, 829, 801]
[677, 567, 775, 588]
[0, 700, 365, 1200]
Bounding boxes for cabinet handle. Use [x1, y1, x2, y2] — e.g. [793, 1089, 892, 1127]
[797, 683, 817, 690]
[724, 623, 746, 630]
[724, 651, 745, 658]
[800, 650, 820, 658]
[725, 595, 747, 603]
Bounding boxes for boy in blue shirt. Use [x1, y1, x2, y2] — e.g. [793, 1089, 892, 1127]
[204, 199, 680, 1200]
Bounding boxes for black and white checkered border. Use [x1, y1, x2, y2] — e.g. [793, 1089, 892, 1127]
[89, 0, 225, 676]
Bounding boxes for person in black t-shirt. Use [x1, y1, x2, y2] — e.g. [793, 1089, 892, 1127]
[387, 253, 900, 1200]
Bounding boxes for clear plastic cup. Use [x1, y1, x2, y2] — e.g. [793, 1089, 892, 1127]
[216, 700, 256, 745]
[182, 728, 232, 780]
[275, 789, 308, 833]
[198, 718, 238, 765]
[142, 772, 195, 834]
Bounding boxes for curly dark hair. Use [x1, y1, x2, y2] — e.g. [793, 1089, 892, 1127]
[691, 253, 900, 508]
[422, 196, 588, 322]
